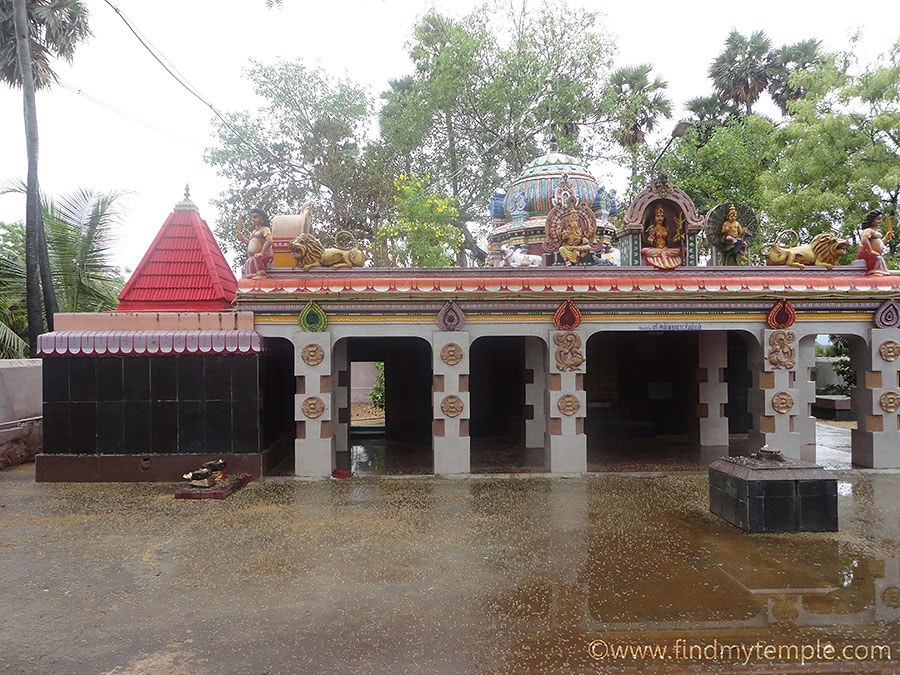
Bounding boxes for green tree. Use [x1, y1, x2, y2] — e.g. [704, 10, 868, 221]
[381, 2, 615, 264]
[684, 95, 738, 146]
[2, 0, 90, 354]
[0, 187, 126, 356]
[375, 175, 461, 267]
[762, 42, 900, 248]
[205, 60, 393, 261]
[709, 30, 776, 114]
[767, 38, 823, 114]
[604, 64, 672, 200]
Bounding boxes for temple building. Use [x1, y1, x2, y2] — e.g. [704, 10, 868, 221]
[34, 156, 900, 481]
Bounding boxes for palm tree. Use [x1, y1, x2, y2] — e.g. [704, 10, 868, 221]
[2, 0, 91, 355]
[606, 64, 672, 195]
[685, 95, 738, 145]
[767, 39, 822, 114]
[0, 187, 126, 357]
[709, 30, 776, 114]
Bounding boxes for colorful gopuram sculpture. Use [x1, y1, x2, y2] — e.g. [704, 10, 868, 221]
[488, 145, 617, 266]
[238, 208, 274, 279]
[617, 173, 703, 268]
[543, 175, 603, 266]
[706, 202, 757, 266]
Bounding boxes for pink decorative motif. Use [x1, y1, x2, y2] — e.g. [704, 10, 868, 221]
[437, 301, 466, 331]
[874, 299, 900, 328]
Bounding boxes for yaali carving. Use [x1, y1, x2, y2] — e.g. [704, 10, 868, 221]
[879, 341, 900, 362]
[300, 343, 325, 366]
[440, 343, 463, 366]
[767, 331, 796, 370]
[772, 392, 794, 414]
[557, 394, 581, 416]
[554, 331, 585, 371]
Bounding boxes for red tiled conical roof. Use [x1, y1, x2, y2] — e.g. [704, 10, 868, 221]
[117, 198, 237, 311]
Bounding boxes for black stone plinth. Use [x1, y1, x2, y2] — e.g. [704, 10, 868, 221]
[709, 456, 837, 533]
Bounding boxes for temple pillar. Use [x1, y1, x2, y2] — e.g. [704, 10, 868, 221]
[333, 339, 350, 455]
[697, 331, 728, 447]
[432, 331, 470, 474]
[851, 328, 900, 467]
[748, 329, 816, 461]
[293, 332, 335, 476]
[546, 329, 587, 473]
[524, 337, 547, 449]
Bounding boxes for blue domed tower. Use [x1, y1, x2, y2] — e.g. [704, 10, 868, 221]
[488, 146, 616, 264]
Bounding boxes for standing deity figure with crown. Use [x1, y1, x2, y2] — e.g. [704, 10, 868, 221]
[543, 175, 601, 266]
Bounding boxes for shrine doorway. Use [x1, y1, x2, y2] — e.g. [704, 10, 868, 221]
[584, 330, 753, 471]
[469, 336, 547, 473]
[338, 337, 433, 475]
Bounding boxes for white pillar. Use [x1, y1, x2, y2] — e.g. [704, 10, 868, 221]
[546, 329, 587, 473]
[525, 337, 547, 449]
[697, 331, 729, 447]
[851, 328, 900, 467]
[432, 331, 470, 474]
[294, 331, 335, 477]
[748, 329, 816, 462]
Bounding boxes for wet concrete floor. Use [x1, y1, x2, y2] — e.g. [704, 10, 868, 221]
[2, 462, 900, 674]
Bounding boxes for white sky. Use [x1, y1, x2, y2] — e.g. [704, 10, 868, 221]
[0, 0, 895, 272]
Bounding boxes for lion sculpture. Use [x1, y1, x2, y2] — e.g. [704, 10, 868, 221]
[290, 231, 368, 270]
[761, 231, 848, 269]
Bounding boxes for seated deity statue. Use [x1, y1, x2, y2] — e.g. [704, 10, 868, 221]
[720, 203, 749, 264]
[558, 211, 593, 265]
[641, 203, 683, 269]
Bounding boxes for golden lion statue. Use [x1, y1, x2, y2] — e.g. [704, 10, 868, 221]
[761, 230, 848, 269]
[290, 231, 368, 270]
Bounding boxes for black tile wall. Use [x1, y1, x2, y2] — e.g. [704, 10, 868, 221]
[97, 357, 123, 401]
[124, 402, 152, 454]
[69, 358, 96, 402]
[151, 356, 177, 401]
[42, 401, 70, 453]
[96, 401, 124, 453]
[124, 357, 150, 400]
[48, 354, 265, 456]
[43, 358, 69, 402]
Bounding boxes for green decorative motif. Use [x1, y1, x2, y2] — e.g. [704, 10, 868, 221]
[687, 233, 698, 266]
[298, 302, 328, 332]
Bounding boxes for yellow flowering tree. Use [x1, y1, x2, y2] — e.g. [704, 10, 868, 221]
[375, 175, 462, 267]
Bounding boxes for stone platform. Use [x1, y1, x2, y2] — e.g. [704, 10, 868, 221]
[708, 455, 837, 533]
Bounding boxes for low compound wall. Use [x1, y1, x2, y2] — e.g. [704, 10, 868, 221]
[0, 359, 42, 467]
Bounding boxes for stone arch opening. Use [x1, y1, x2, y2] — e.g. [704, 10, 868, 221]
[469, 335, 548, 473]
[335, 336, 433, 475]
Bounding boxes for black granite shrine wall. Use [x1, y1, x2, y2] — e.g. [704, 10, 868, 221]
[42, 352, 290, 456]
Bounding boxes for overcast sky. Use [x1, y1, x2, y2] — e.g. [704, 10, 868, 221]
[0, 0, 895, 272]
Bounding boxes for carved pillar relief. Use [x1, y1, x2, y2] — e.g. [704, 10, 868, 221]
[432, 331, 470, 474]
[293, 331, 335, 476]
[546, 329, 587, 473]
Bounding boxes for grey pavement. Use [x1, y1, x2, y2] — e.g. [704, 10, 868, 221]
[3, 461, 900, 674]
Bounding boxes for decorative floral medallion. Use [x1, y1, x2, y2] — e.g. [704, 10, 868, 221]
[766, 299, 796, 329]
[772, 392, 794, 414]
[879, 392, 900, 414]
[883, 587, 900, 609]
[553, 299, 582, 331]
[554, 331, 585, 371]
[557, 394, 580, 416]
[440, 343, 464, 366]
[767, 330, 796, 370]
[437, 301, 466, 331]
[300, 343, 325, 366]
[440, 395, 464, 418]
[874, 299, 900, 329]
[301, 396, 325, 419]
[879, 340, 900, 362]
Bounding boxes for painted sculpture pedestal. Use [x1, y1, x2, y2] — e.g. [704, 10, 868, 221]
[708, 455, 837, 533]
